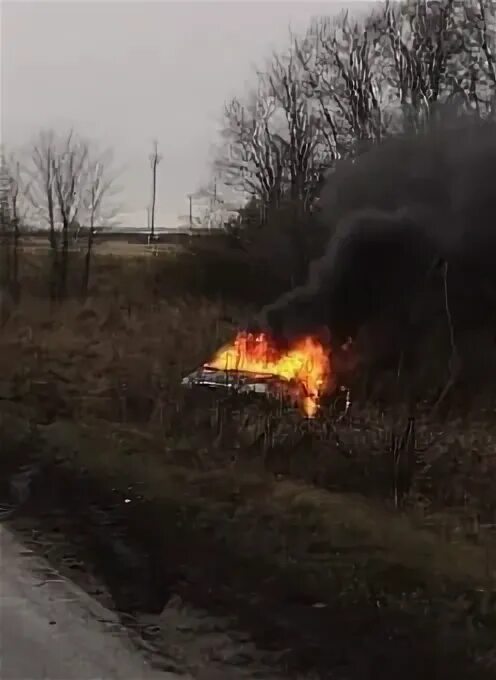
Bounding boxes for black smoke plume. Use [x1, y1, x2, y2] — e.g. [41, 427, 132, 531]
[253, 116, 496, 362]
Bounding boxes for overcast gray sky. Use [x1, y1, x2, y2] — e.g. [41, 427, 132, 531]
[2, 0, 370, 228]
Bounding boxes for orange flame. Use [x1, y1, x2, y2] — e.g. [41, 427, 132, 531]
[206, 332, 332, 417]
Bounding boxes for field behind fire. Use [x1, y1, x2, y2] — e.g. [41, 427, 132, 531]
[1, 247, 496, 679]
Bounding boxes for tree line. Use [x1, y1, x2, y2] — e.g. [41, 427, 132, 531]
[215, 0, 496, 278]
[1, 130, 119, 303]
[1, 0, 495, 305]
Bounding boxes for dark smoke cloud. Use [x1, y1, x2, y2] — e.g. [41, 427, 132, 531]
[254, 116, 496, 349]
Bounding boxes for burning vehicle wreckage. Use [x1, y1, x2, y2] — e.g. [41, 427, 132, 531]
[181, 331, 353, 418]
[185, 119, 496, 417]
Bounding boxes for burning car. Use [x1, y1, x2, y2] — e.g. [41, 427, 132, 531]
[181, 365, 301, 400]
[181, 331, 332, 417]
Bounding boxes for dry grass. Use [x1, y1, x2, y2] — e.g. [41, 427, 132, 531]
[2, 253, 496, 521]
[19, 241, 181, 257]
[20, 414, 494, 591]
[0, 246, 245, 424]
[1, 251, 496, 675]
[0, 293, 235, 418]
[21, 234, 183, 250]
[1, 407, 495, 677]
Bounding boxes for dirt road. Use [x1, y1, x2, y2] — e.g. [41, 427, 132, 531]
[0, 525, 183, 680]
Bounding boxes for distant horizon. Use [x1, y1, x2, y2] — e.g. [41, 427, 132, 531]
[23, 223, 222, 233]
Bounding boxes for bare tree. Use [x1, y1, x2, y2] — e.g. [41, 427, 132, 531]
[23, 130, 89, 299]
[81, 150, 120, 298]
[214, 0, 496, 267]
[295, 19, 347, 161]
[331, 13, 390, 143]
[4, 156, 22, 300]
[296, 12, 391, 158]
[265, 47, 333, 213]
[22, 129, 122, 300]
[381, 0, 460, 131]
[51, 130, 89, 298]
[24, 130, 58, 298]
[216, 93, 286, 223]
[455, 0, 496, 116]
[0, 151, 29, 301]
[297, 1, 491, 144]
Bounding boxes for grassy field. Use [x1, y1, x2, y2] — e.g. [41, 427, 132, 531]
[19, 235, 183, 257]
[1, 248, 496, 678]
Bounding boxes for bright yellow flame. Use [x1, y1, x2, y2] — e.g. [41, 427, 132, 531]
[206, 332, 331, 417]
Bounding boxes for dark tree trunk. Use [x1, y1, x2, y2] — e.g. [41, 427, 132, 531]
[82, 223, 95, 299]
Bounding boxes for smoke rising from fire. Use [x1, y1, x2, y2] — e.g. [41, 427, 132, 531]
[255, 116, 496, 348]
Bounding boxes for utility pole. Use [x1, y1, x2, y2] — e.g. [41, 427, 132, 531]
[188, 193, 193, 231]
[149, 140, 162, 244]
[210, 178, 217, 232]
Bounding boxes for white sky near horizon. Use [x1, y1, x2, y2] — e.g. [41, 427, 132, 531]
[2, 0, 371, 228]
